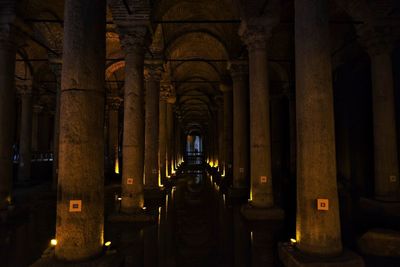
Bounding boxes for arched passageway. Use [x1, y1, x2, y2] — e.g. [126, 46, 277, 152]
[0, 1, 400, 267]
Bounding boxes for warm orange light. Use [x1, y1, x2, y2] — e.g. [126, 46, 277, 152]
[50, 239, 57, 246]
[114, 157, 119, 174]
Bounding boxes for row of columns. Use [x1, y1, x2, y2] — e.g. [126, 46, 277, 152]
[0, 0, 399, 263]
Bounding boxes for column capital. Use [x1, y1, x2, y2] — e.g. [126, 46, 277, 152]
[160, 82, 173, 101]
[239, 17, 277, 51]
[119, 26, 150, 55]
[357, 26, 393, 56]
[228, 60, 249, 80]
[107, 96, 123, 110]
[16, 80, 33, 97]
[33, 104, 43, 114]
[144, 59, 164, 81]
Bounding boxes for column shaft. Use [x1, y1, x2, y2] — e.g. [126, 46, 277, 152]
[55, 0, 106, 260]
[120, 31, 147, 212]
[159, 95, 167, 181]
[166, 101, 174, 175]
[223, 88, 233, 177]
[144, 63, 162, 188]
[218, 103, 224, 171]
[241, 26, 273, 208]
[107, 97, 120, 175]
[230, 62, 249, 188]
[295, 0, 342, 255]
[50, 61, 61, 189]
[17, 90, 33, 183]
[0, 6, 16, 209]
[370, 52, 400, 201]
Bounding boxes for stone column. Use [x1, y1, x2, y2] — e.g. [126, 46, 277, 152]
[221, 84, 233, 178]
[229, 60, 249, 189]
[217, 100, 224, 172]
[144, 60, 163, 189]
[166, 95, 175, 176]
[107, 96, 121, 175]
[119, 28, 148, 212]
[240, 24, 274, 208]
[55, 0, 106, 261]
[0, 2, 16, 209]
[31, 105, 43, 152]
[17, 83, 33, 183]
[295, 0, 342, 255]
[365, 41, 400, 201]
[49, 56, 62, 189]
[159, 84, 169, 182]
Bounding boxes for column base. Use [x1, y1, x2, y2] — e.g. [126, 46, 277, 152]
[30, 248, 124, 267]
[108, 208, 158, 223]
[240, 203, 285, 221]
[360, 197, 400, 218]
[357, 228, 400, 257]
[278, 242, 364, 267]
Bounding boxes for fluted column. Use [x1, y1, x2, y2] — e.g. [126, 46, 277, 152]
[166, 95, 176, 176]
[295, 0, 342, 255]
[144, 60, 163, 189]
[107, 96, 122, 175]
[17, 83, 33, 183]
[229, 60, 249, 189]
[240, 24, 274, 208]
[0, 1, 16, 210]
[120, 28, 148, 212]
[55, 0, 106, 260]
[364, 38, 400, 201]
[159, 83, 170, 182]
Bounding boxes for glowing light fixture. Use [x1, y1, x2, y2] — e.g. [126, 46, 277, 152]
[117, 197, 122, 201]
[114, 157, 119, 174]
[290, 238, 297, 245]
[50, 239, 57, 246]
[142, 207, 147, 210]
[104, 241, 111, 247]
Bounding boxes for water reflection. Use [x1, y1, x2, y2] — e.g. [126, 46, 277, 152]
[107, 166, 281, 267]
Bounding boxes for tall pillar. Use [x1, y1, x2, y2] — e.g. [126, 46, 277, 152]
[107, 96, 121, 175]
[31, 105, 43, 152]
[294, 0, 342, 255]
[217, 100, 224, 172]
[55, 0, 106, 261]
[166, 95, 175, 176]
[49, 56, 62, 189]
[240, 24, 275, 208]
[17, 83, 33, 183]
[120, 28, 148, 212]
[222, 84, 233, 178]
[0, 1, 16, 209]
[159, 84, 169, 182]
[229, 60, 249, 189]
[365, 41, 400, 201]
[144, 60, 163, 189]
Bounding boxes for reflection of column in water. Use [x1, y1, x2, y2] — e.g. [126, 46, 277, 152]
[143, 221, 158, 267]
[233, 206, 250, 267]
[217, 192, 233, 266]
[250, 225, 276, 267]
